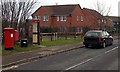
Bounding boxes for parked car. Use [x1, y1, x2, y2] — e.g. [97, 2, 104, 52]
[83, 30, 113, 48]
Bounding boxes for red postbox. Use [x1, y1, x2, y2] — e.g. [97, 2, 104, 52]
[4, 28, 14, 49]
[14, 30, 19, 41]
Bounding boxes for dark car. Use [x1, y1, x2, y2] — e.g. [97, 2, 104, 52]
[83, 30, 113, 48]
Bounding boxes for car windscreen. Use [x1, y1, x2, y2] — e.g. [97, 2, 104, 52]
[85, 32, 100, 37]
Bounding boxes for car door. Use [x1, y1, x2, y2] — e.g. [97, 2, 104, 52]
[105, 31, 110, 45]
[102, 31, 108, 45]
[106, 32, 112, 45]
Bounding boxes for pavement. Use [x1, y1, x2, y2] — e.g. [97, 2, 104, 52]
[2, 42, 84, 68]
[2, 35, 119, 68]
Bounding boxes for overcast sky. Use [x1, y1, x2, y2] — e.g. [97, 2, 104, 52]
[34, 0, 120, 16]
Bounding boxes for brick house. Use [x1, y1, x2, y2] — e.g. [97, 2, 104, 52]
[32, 4, 84, 32]
[82, 8, 103, 29]
[106, 16, 120, 32]
[106, 16, 120, 27]
[82, 8, 112, 30]
[32, 4, 112, 33]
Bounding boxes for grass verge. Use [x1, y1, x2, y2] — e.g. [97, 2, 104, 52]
[2, 44, 40, 56]
[41, 37, 82, 46]
[2, 37, 83, 56]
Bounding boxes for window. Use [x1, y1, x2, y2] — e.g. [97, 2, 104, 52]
[57, 16, 59, 21]
[101, 32, 105, 36]
[80, 16, 84, 21]
[60, 16, 66, 21]
[85, 32, 100, 37]
[105, 32, 109, 36]
[77, 16, 79, 21]
[102, 32, 107, 36]
[35, 16, 40, 20]
[43, 15, 49, 21]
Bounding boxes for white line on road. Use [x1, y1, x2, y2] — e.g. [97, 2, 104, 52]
[2, 65, 18, 71]
[3, 46, 118, 71]
[65, 46, 118, 70]
[2, 59, 40, 71]
[65, 58, 93, 70]
[105, 46, 118, 54]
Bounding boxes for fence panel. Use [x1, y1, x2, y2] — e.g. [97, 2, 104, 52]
[40, 32, 83, 41]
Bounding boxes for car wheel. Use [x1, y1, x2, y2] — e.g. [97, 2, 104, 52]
[110, 40, 113, 46]
[103, 42, 106, 48]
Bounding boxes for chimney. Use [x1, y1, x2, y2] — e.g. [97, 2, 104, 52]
[55, 2, 58, 5]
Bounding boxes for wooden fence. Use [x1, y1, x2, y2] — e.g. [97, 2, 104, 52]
[40, 32, 83, 41]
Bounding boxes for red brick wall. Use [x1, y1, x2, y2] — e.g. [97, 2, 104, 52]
[71, 5, 84, 27]
[51, 5, 85, 32]
[51, 16, 71, 27]
[82, 9, 100, 29]
[32, 5, 112, 32]
[32, 6, 52, 27]
[32, 5, 84, 28]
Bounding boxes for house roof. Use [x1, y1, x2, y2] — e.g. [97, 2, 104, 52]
[32, 4, 80, 16]
[82, 8, 108, 28]
[82, 8, 102, 27]
[106, 16, 120, 22]
[83, 8, 103, 20]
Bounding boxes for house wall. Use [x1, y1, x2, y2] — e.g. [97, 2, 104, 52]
[32, 6, 52, 27]
[50, 16, 71, 32]
[32, 5, 113, 33]
[82, 9, 99, 29]
[71, 5, 84, 27]
[51, 16, 70, 27]
[32, 5, 85, 32]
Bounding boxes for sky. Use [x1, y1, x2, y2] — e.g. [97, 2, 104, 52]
[34, 0, 120, 16]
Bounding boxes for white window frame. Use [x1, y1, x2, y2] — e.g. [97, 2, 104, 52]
[57, 16, 59, 21]
[35, 15, 40, 20]
[43, 15, 49, 21]
[60, 16, 66, 21]
[77, 16, 79, 21]
[80, 16, 84, 21]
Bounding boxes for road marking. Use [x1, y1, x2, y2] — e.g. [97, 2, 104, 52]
[65, 58, 93, 70]
[2, 58, 40, 71]
[65, 46, 118, 70]
[105, 46, 118, 54]
[3, 46, 118, 71]
[2, 65, 18, 71]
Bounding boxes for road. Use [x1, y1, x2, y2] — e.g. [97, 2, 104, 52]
[5, 39, 119, 71]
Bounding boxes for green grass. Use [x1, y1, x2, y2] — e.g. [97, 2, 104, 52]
[2, 37, 83, 56]
[41, 37, 83, 46]
[2, 44, 40, 56]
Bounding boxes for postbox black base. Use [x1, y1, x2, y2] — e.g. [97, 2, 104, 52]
[5, 47, 14, 50]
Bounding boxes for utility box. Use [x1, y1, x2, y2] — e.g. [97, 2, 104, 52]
[14, 30, 19, 41]
[4, 28, 14, 49]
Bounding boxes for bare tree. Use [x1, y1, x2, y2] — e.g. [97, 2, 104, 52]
[92, 0, 113, 31]
[0, 0, 37, 39]
[1, 0, 37, 28]
[93, 0, 112, 16]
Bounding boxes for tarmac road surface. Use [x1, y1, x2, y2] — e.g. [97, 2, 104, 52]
[3, 39, 119, 71]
